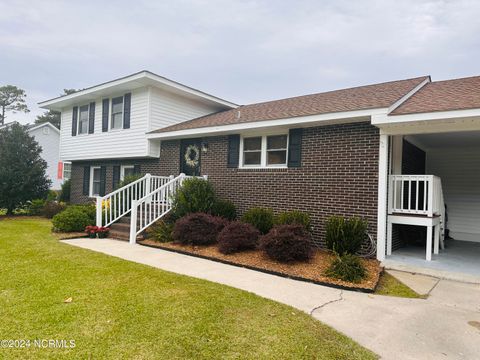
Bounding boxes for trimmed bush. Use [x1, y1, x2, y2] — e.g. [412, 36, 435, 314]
[52, 204, 96, 232]
[259, 224, 313, 263]
[211, 198, 237, 220]
[241, 207, 274, 234]
[325, 216, 367, 255]
[43, 201, 66, 219]
[27, 199, 46, 216]
[275, 210, 311, 232]
[217, 221, 260, 254]
[59, 179, 71, 203]
[172, 213, 228, 246]
[171, 178, 216, 219]
[325, 253, 366, 283]
[146, 219, 174, 243]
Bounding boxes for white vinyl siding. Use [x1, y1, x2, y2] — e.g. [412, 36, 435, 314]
[148, 87, 224, 131]
[427, 148, 480, 242]
[60, 88, 150, 160]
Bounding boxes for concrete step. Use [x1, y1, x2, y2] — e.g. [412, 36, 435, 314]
[109, 222, 130, 232]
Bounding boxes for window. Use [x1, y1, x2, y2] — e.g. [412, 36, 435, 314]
[63, 162, 72, 181]
[121, 165, 135, 180]
[90, 166, 101, 197]
[240, 134, 288, 168]
[78, 105, 89, 134]
[111, 96, 124, 129]
[267, 135, 288, 165]
[242, 137, 262, 166]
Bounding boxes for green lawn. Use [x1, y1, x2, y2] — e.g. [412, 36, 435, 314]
[0, 218, 377, 359]
[375, 272, 423, 298]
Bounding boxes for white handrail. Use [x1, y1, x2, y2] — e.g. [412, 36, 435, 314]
[96, 173, 171, 227]
[129, 174, 208, 244]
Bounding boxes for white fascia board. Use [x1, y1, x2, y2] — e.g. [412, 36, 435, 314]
[38, 71, 238, 110]
[373, 108, 480, 125]
[387, 77, 431, 113]
[146, 108, 388, 140]
[27, 122, 60, 134]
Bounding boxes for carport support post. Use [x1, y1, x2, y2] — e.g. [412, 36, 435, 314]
[377, 133, 389, 261]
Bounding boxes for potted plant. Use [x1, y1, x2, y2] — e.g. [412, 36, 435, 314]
[85, 225, 98, 238]
[97, 226, 110, 239]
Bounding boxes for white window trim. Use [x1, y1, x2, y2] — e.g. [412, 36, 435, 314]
[77, 104, 90, 135]
[63, 161, 72, 181]
[120, 165, 135, 181]
[110, 95, 124, 131]
[239, 132, 289, 169]
[89, 166, 101, 197]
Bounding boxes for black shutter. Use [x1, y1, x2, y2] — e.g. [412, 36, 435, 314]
[88, 102, 95, 134]
[288, 128, 303, 168]
[133, 164, 141, 175]
[123, 93, 131, 129]
[82, 166, 90, 195]
[227, 135, 240, 168]
[113, 165, 120, 189]
[102, 98, 109, 132]
[72, 106, 78, 136]
[99, 166, 107, 196]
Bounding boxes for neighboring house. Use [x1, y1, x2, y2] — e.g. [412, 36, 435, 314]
[1, 121, 67, 190]
[39, 71, 480, 274]
[27, 122, 66, 190]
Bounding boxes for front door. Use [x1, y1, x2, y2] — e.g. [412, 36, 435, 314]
[180, 139, 201, 176]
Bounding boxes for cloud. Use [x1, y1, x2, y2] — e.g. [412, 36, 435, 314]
[1, 0, 479, 124]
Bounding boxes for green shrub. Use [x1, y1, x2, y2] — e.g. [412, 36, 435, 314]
[241, 207, 274, 234]
[52, 205, 96, 232]
[325, 253, 366, 283]
[59, 179, 71, 202]
[275, 210, 311, 232]
[43, 201, 67, 219]
[46, 190, 58, 202]
[27, 199, 46, 216]
[146, 219, 174, 243]
[171, 178, 216, 219]
[259, 224, 313, 263]
[325, 216, 367, 255]
[211, 199, 237, 220]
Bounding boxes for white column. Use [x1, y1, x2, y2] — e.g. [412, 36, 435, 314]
[434, 224, 440, 255]
[96, 197, 102, 227]
[426, 225, 432, 261]
[387, 220, 393, 256]
[129, 200, 138, 245]
[376, 133, 389, 261]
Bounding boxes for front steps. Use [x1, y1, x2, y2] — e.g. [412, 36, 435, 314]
[108, 216, 144, 242]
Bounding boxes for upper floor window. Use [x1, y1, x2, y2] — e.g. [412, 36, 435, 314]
[111, 96, 124, 130]
[78, 105, 89, 134]
[240, 134, 288, 168]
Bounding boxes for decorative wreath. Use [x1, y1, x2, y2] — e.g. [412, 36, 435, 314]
[184, 144, 200, 167]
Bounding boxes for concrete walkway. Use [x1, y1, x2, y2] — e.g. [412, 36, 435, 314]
[63, 238, 480, 360]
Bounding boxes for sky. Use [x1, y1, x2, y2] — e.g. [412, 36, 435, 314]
[1, 0, 480, 124]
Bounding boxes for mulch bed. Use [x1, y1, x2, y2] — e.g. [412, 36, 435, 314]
[139, 240, 382, 292]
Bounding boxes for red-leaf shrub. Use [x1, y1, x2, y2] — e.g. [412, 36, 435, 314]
[172, 212, 228, 245]
[217, 221, 260, 254]
[259, 224, 313, 263]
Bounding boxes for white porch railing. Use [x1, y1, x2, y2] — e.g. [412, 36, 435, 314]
[96, 174, 172, 227]
[388, 175, 443, 217]
[129, 173, 208, 244]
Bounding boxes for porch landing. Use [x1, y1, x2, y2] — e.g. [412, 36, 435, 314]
[383, 240, 480, 284]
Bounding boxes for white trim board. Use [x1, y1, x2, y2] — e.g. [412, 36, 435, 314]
[147, 108, 387, 140]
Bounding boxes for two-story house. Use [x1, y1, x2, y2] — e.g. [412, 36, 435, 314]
[40, 71, 480, 279]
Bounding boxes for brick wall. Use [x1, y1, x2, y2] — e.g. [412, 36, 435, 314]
[156, 122, 380, 247]
[70, 158, 160, 204]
